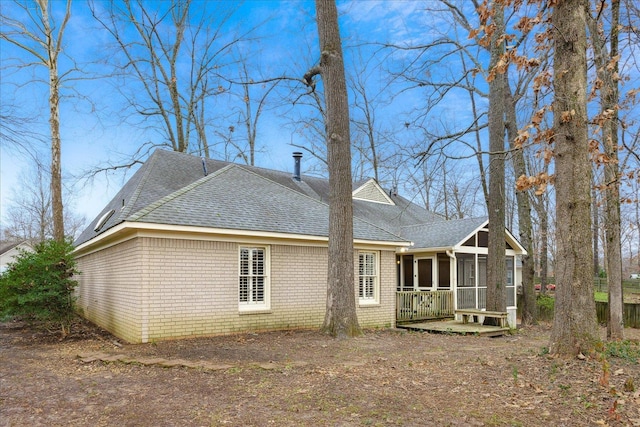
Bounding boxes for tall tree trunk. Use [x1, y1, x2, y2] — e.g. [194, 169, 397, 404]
[586, 0, 624, 340]
[505, 74, 536, 325]
[485, 4, 507, 325]
[550, 0, 598, 355]
[49, 58, 64, 242]
[309, 0, 361, 338]
[38, 0, 67, 242]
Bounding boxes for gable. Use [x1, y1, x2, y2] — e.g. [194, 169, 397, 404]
[352, 179, 395, 205]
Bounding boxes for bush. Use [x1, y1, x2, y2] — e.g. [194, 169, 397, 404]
[536, 294, 555, 321]
[0, 239, 78, 337]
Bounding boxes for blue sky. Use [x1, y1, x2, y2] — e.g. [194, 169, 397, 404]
[2, 0, 483, 234]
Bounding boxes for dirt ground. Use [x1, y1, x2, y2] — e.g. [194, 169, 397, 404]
[1, 320, 639, 427]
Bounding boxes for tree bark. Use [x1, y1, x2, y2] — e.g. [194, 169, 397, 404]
[586, 0, 624, 340]
[485, 4, 507, 325]
[550, 0, 598, 355]
[505, 73, 536, 325]
[36, 0, 69, 242]
[312, 0, 362, 338]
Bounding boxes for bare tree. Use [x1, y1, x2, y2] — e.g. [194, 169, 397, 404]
[90, 0, 244, 161]
[1, 0, 72, 242]
[2, 162, 85, 243]
[550, 0, 599, 355]
[304, 0, 361, 338]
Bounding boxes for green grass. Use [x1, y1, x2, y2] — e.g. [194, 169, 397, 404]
[594, 292, 608, 302]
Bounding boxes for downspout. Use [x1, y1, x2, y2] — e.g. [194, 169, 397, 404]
[446, 250, 457, 313]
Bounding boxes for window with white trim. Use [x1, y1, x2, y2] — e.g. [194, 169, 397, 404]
[359, 251, 379, 304]
[239, 246, 269, 311]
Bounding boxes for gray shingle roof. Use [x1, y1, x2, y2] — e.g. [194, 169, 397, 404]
[400, 217, 488, 249]
[126, 164, 403, 242]
[76, 150, 425, 246]
[75, 149, 493, 250]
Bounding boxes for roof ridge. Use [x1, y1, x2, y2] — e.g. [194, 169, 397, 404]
[128, 164, 235, 221]
[232, 167, 406, 241]
[233, 164, 332, 208]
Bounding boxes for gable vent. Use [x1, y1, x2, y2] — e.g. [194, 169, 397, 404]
[352, 180, 395, 205]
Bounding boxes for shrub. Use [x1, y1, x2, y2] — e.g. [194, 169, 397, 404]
[0, 239, 78, 337]
[536, 294, 555, 320]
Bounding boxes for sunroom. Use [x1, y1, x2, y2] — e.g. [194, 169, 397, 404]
[395, 218, 526, 328]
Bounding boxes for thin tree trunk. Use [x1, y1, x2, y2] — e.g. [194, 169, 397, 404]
[38, 0, 67, 242]
[505, 74, 536, 325]
[310, 0, 361, 338]
[49, 63, 64, 242]
[550, 0, 598, 355]
[592, 185, 600, 276]
[585, 0, 624, 340]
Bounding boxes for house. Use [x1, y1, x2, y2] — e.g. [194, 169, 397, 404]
[0, 241, 34, 274]
[74, 149, 525, 343]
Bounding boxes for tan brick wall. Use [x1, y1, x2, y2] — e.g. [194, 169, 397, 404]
[75, 238, 143, 343]
[355, 250, 397, 329]
[77, 235, 397, 343]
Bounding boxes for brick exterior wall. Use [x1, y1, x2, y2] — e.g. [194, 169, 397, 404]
[75, 238, 143, 343]
[75, 235, 397, 343]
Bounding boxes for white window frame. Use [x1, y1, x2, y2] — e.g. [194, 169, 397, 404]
[358, 251, 379, 305]
[238, 246, 270, 312]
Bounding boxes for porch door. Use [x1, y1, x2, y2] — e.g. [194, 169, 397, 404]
[415, 257, 436, 290]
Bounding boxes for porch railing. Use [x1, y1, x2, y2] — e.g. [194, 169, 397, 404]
[396, 290, 454, 322]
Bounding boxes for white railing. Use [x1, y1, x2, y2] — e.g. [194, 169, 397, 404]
[396, 291, 454, 322]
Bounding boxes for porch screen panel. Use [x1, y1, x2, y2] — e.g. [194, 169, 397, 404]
[417, 258, 433, 288]
[402, 255, 413, 291]
[438, 254, 450, 288]
[506, 257, 515, 307]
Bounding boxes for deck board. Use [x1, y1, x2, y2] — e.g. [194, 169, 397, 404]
[397, 319, 510, 337]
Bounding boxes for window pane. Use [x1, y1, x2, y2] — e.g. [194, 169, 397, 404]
[239, 277, 248, 302]
[252, 249, 264, 275]
[240, 249, 249, 275]
[252, 276, 264, 302]
[359, 252, 377, 300]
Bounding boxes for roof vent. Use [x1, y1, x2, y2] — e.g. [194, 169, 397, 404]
[292, 152, 302, 181]
[201, 157, 208, 176]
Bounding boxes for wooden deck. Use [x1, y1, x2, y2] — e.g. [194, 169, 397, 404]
[397, 319, 510, 337]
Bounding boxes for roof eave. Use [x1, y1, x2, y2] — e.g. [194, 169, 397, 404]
[74, 221, 411, 255]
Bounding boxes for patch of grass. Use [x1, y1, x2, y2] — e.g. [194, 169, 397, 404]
[594, 292, 608, 302]
[603, 340, 640, 364]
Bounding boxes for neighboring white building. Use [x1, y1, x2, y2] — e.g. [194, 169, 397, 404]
[0, 242, 34, 274]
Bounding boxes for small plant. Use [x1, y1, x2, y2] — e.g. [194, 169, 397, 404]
[603, 340, 640, 364]
[512, 366, 519, 384]
[599, 358, 610, 387]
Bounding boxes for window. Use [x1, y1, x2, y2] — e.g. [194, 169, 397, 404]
[359, 251, 379, 304]
[239, 246, 269, 311]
